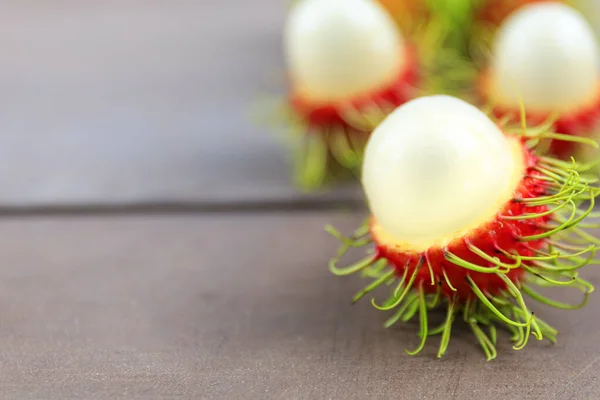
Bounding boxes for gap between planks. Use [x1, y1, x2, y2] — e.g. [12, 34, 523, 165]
[0, 199, 367, 218]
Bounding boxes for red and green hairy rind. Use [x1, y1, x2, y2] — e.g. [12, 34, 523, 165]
[476, 72, 600, 161]
[326, 119, 600, 361]
[258, 14, 478, 191]
[489, 96, 600, 161]
[284, 46, 419, 191]
[373, 141, 547, 299]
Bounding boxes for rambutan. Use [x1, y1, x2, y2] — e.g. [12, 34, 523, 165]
[276, 0, 419, 190]
[326, 95, 600, 360]
[264, 0, 467, 191]
[476, 2, 600, 160]
[376, 0, 430, 32]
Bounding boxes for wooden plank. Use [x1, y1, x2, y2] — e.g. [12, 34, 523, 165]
[0, 1, 360, 207]
[0, 212, 598, 399]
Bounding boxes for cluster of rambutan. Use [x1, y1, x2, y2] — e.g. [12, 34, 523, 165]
[273, 0, 600, 189]
[265, 0, 600, 359]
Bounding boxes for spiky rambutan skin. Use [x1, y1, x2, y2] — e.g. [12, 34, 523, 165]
[326, 116, 599, 360]
[371, 140, 549, 299]
[478, 73, 600, 159]
[282, 46, 420, 190]
[289, 46, 419, 128]
[492, 101, 600, 159]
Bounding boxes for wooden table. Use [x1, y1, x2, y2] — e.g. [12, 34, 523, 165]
[1, 2, 599, 399]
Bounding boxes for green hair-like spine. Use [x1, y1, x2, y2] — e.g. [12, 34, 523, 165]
[325, 117, 600, 361]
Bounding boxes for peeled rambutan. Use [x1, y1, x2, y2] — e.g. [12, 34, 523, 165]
[277, 0, 420, 190]
[326, 95, 600, 360]
[476, 2, 600, 160]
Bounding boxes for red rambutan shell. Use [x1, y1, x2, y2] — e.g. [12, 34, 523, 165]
[370, 139, 549, 300]
[477, 72, 600, 159]
[289, 46, 419, 128]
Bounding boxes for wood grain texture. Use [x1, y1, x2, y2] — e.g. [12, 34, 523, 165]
[0, 0, 360, 207]
[0, 213, 598, 399]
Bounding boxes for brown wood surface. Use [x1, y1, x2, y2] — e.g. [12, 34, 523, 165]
[0, 213, 598, 399]
[0, 0, 360, 208]
[2, 1, 600, 399]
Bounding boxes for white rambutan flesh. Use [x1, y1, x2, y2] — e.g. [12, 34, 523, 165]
[489, 3, 599, 112]
[361, 95, 520, 251]
[284, 0, 405, 103]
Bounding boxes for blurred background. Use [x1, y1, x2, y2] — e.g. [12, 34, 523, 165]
[2, 1, 600, 398]
[0, 0, 361, 210]
[1, 0, 598, 209]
